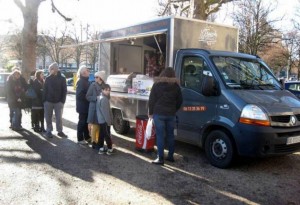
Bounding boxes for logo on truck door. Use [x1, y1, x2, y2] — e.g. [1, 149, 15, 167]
[183, 106, 207, 112]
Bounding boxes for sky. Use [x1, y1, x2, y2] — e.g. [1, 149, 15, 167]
[0, 0, 159, 35]
[0, 0, 299, 36]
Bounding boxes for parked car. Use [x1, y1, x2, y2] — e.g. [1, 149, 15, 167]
[284, 81, 300, 98]
[0, 73, 10, 98]
[66, 78, 73, 86]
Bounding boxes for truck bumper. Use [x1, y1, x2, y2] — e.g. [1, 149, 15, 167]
[234, 123, 300, 157]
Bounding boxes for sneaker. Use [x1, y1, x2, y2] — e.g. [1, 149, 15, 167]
[78, 140, 88, 145]
[152, 157, 164, 165]
[57, 132, 68, 138]
[45, 131, 53, 138]
[85, 137, 92, 144]
[106, 148, 115, 155]
[98, 147, 106, 155]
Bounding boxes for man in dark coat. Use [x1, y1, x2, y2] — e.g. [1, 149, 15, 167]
[43, 62, 67, 138]
[76, 65, 91, 145]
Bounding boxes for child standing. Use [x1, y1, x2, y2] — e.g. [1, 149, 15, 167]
[96, 84, 114, 155]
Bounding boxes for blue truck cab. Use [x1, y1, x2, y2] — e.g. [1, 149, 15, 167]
[174, 49, 300, 168]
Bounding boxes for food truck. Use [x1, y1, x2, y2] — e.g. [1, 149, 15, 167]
[99, 16, 238, 131]
[98, 16, 300, 168]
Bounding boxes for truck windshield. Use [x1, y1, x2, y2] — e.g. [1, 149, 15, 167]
[212, 56, 282, 90]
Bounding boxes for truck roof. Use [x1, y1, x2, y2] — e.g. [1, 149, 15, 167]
[178, 49, 259, 60]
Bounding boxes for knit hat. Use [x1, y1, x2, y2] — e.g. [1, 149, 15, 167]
[94, 71, 106, 81]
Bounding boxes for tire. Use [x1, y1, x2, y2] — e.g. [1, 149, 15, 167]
[112, 109, 130, 134]
[204, 130, 234, 168]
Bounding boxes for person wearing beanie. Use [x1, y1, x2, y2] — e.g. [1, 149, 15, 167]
[86, 70, 106, 148]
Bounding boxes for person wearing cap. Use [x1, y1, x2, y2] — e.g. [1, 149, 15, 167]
[43, 62, 67, 138]
[75, 65, 91, 145]
[86, 70, 106, 148]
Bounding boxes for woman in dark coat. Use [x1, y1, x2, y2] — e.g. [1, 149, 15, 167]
[31, 70, 45, 132]
[148, 67, 183, 165]
[6, 68, 27, 131]
[76, 65, 91, 144]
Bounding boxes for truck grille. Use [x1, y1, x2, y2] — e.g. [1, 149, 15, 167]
[271, 116, 290, 123]
[270, 114, 300, 127]
[274, 143, 300, 153]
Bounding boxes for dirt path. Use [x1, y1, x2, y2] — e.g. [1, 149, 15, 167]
[0, 96, 299, 205]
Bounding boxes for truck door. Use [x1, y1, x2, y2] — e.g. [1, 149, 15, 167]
[176, 55, 219, 146]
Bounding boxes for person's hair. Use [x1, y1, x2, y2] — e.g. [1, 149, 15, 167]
[12, 66, 20, 72]
[49, 62, 59, 71]
[159, 67, 175, 78]
[77, 65, 88, 78]
[35, 70, 44, 80]
[12, 69, 21, 75]
[102, 83, 111, 90]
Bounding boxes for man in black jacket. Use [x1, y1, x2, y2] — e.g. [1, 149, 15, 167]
[43, 62, 67, 138]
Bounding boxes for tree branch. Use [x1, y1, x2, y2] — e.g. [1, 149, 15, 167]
[51, 0, 72, 21]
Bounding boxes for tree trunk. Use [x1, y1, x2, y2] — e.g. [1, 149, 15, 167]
[14, 0, 42, 82]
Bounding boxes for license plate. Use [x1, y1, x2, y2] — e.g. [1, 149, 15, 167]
[286, 136, 300, 145]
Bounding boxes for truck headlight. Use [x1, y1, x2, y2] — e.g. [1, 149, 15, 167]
[239, 104, 270, 126]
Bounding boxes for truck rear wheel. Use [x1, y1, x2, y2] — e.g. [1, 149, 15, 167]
[205, 130, 234, 168]
[113, 110, 130, 134]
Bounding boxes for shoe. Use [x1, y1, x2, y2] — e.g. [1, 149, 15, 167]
[45, 132, 53, 138]
[12, 127, 23, 131]
[166, 157, 175, 162]
[40, 128, 46, 133]
[85, 137, 92, 144]
[34, 127, 41, 133]
[57, 132, 68, 138]
[78, 140, 88, 145]
[152, 157, 164, 165]
[98, 147, 106, 155]
[106, 148, 114, 155]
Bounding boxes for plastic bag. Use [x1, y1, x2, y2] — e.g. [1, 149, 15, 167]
[25, 87, 37, 99]
[145, 118, 153, 140]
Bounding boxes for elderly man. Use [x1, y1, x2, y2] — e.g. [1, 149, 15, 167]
[43, 62, 67, 138]
[76, 65, 91, 144]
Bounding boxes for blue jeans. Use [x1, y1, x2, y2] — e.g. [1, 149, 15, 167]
[153, 114, 176, 159]
[11, 107, 22, 129]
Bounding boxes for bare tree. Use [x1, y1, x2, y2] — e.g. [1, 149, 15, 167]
[282, 31, 300, 79]
[41, 25, 72, 66]
[158, 0, 234, 20]
[13, 0, 71, 81]
[66, 23, 86, 70]
[36, 35, 49, 70]
[87, 31, 100, 71]
[7, 31, 23, 61]
[232, 0, 281, 55]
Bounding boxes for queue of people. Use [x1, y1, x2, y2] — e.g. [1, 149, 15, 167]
[6, 64, 183, 163]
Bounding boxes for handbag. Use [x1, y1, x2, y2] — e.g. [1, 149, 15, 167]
[145, 118, 153, 140]
[25, 86, 37, 99]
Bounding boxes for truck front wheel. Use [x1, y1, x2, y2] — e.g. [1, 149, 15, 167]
[205, 130, 234, 168]
[112, 110, 130, 134]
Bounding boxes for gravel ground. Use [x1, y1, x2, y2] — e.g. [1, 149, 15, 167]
[0, 95, 299, 205]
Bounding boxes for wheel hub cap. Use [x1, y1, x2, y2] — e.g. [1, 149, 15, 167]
[212, 139, 227, 159]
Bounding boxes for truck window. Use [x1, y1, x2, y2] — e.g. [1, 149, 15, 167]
[181, 56, 209, 92]
[213, 56, 282, 90]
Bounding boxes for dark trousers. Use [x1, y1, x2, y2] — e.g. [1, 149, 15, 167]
[98, 123, 112, 149]
[32, 109, 44, 129]
[77, 113, 89, 141]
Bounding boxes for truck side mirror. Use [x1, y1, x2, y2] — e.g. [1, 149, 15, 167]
[201, 75, 220, 96]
